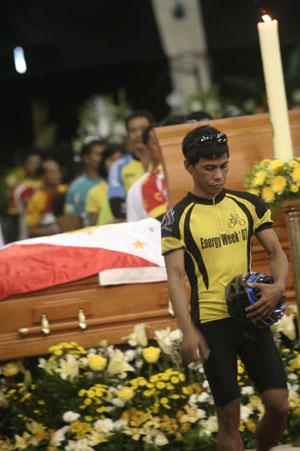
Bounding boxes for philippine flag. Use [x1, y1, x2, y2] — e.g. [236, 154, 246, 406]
[0, 218, 164, 301]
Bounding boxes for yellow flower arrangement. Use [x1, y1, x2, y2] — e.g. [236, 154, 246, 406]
[0, 321, 299, 450]
[245, 157, 300, 210]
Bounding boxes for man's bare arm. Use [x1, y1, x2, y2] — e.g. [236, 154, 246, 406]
[164, 248, 210, 364]
[246, 228, 288, 321]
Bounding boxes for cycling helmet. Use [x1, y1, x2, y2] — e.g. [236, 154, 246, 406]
[225, 272, 286, 329]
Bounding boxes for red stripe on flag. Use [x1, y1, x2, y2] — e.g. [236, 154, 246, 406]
[0, 243, 157, 300]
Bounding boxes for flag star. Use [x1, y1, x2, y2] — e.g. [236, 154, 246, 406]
[132, 240, 146, 249]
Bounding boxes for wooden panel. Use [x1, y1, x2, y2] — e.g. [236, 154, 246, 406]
[155, 110, 300, 206]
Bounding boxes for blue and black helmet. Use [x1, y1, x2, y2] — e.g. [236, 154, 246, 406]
[225, 272, 286, 329]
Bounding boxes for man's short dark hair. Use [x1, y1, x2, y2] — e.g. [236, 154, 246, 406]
[22, 148, 43, 165]
[182, 125, 229, 165]
[125, 110, 154, 130]
[98, 143, 127, 179]
[80, 136, 107, 158]
[186, 110, 212, 122]
[159, 114, 187, 126]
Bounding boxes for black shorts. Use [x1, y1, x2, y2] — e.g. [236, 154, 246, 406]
[197, 317, 287, 407]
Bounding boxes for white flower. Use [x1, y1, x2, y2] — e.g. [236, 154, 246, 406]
[124, 349, 136, 361]
[276, 314, 296, 341]
[170, 329, 182, 341]
[202, 380, 209, 389]
[112, 398, 125, 407]
[114, 419, 127, 430]
[155, 328, 175, 355]
[240, 405, 253, 422]
[93, 418, 114, 433]
[65, 438, 94, 451]
[288, 373, 298, 380]
[123, 323, 148, 347]
[53, 425, 70, 446]
[198, 392, 210, 403]
[0, 391, 9, 408]
[199, 415, 218, 436]
[38, 358, 54, 374]
[135, 359, 144, 369]
[107, 349, 135, 375]
[196, 408, 206, 418]
[63, 411, 80, 423]
[241, 386, 255, 395]
[206, 415, 218, 432]
[154, 431, 169, 447]
[56, 354, 79, 381]
[188, 394, 198, 406]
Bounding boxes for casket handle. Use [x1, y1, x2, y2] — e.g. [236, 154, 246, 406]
[41, 314, 50, 335]
[78, 309, 87, 329]
[167, 297, 175, 317]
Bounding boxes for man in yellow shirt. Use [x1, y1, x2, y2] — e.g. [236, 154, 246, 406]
[26, 160, 67, 237]
[85, 143, 126, 225]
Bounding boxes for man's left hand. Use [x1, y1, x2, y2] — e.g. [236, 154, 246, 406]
[245, 282, 285, 322]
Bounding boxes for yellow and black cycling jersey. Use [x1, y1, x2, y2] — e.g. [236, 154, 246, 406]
[161, 189, 273, 325]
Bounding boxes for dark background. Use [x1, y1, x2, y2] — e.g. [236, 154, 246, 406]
[1, 0, 300, 155]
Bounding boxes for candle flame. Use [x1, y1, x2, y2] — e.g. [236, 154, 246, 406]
[262, 14, 272, 23]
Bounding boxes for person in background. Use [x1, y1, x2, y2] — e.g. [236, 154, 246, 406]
[52, 142, 83, 233]
[85, 143, 127, 226]
[126, 113, 212, 222]
[65, 136, 107, 229]
[8, 149, 43, 241]
[186, 110, 213, 122]
[26, 159, 67, 237]
[126, 124, 168, 222]
[107, 110, 154, 221]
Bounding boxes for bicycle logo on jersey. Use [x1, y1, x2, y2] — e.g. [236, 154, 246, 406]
[228, 213, 246, 228]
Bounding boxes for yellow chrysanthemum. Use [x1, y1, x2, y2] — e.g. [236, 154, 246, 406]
[117, 387, 135, 401]
[2, 362, 19, 377]
[270, 176, 287, 194]
[252, 170, 266, 187]
[248, 188, 260, 196]
[291, 167, 300, 183]
[261, 159, 271, 165]
[261, 186, 275, 203]
[289, 160, 299, 168]
[290, 184, 299, 193]
[269, 159, 285, 171]
[246, 419, 256, 433]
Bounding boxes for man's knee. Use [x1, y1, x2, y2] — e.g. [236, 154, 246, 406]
[262, 389, 289, 421]
[217, 397, 241, 432]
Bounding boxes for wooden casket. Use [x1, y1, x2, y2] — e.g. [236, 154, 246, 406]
[1, 111, 300, 361]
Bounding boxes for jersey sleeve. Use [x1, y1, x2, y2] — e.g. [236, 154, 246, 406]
[85, 187, 100, 214]
[107, 158, 128, 219]
[251, 196, 273, 233]
[161, 207, 185, 255]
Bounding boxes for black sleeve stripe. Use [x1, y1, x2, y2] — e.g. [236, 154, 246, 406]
[226, 189, 268, 219]
[184, 205, 209, 290]
[255, 222, 273, 233]
[184, 252, 200, 324]
[227, 195, 253, 272]
[162, 246, 185, 256]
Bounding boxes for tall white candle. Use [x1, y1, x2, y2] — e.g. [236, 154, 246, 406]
[257, 15, 294, 161]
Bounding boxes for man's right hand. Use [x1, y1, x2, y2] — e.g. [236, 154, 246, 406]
[181, 325, 210, 364]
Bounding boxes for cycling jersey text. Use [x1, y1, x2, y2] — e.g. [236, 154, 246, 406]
[200, 228, 248, 249]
